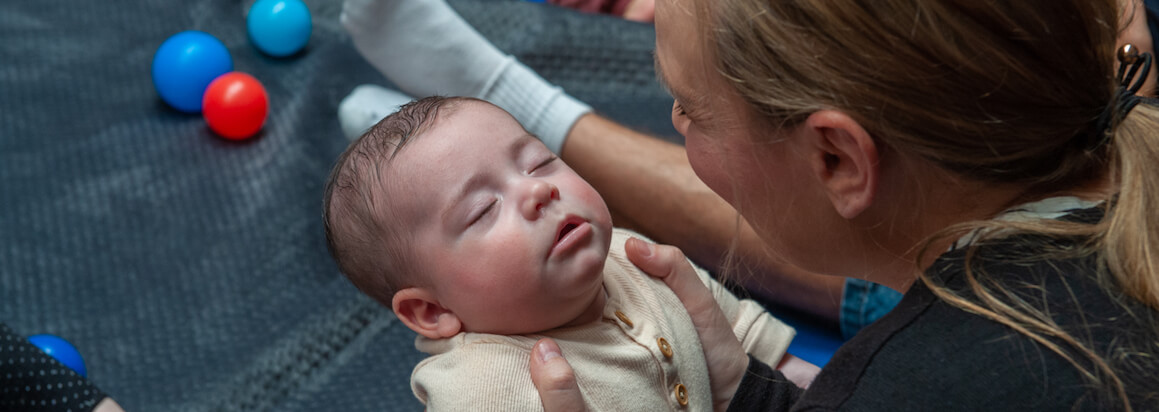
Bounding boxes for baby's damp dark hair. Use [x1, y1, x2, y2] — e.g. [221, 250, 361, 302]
[322, 95, 476, 306]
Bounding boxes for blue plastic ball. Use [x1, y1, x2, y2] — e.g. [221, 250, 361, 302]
[28, 334, 88, 378]
[152, 31, 234, 113]
[247, 0, 312, 57]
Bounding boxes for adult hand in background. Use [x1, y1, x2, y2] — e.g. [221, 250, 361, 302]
[619, 0, 655, 22]
[625, 237, 747, 412]
[547, 0, 655, 23]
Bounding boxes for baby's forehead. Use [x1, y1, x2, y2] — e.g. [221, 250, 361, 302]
[378, 99, 527, 201]
[410, 101, 521, 153]
[373, 133, 472, 220]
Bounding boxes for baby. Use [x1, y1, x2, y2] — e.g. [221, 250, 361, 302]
[323, 96, 814, 411]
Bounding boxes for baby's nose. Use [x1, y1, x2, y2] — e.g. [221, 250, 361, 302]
[522, 180, 560, 218]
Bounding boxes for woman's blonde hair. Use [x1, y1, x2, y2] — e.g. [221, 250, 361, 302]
[704, 0, 1159, 408]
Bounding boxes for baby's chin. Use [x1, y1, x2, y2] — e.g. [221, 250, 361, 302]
[574, 240, 611, 284]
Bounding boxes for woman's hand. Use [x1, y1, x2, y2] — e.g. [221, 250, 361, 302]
[529, 237, 749, 412]
[530, 338, 588, 412]
[625, 237, 748, 412]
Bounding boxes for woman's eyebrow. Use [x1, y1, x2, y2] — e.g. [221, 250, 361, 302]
[653, 52, 697, 109]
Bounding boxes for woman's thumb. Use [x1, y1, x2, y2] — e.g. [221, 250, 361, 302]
[530, 339, 587, 412]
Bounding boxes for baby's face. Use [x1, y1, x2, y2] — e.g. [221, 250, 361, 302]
[389, 101, 613, 335]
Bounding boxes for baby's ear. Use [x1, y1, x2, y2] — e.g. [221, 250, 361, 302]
[393, 288, 462, 339]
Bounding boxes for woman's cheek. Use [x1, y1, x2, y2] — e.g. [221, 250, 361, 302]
[684, 133, 736, 203]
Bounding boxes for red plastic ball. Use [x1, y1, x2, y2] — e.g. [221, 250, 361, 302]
[202, 72, 269, 140]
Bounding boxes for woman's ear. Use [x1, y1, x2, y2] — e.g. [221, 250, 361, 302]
[393, 287, 463, 339]
[803, 110, 880, 219]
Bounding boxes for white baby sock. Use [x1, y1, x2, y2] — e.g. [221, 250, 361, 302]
[338, 84, 414, 140]
[341, 0, 591, 153]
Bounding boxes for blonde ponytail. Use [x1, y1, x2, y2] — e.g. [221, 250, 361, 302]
[1104, 103, 1159, 311]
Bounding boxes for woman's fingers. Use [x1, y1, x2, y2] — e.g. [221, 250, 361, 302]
[626, 237, 720, 320]
[625, 237, 748, 412]
[530, 339, 588, 412]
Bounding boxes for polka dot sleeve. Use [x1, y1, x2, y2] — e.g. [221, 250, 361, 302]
[1, 323, 107, 412]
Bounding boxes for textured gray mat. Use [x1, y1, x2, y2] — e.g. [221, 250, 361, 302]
[0, 0, 674, 410]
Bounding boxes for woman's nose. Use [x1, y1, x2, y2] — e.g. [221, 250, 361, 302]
[521, 180, 560, 219]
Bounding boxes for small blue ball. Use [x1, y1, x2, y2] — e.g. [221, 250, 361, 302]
[247, 0, 312, 57]
[152, 31, 234, 113]
[28, 334, 88, 378]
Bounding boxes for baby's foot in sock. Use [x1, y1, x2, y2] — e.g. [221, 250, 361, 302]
[338, 85, 414, 140]
[341, 0, 508, 98]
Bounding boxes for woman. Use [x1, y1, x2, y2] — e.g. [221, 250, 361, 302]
[530, 0, 1159, 410]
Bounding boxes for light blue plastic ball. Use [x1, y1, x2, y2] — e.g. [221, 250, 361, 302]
[247, 0, 312, 57]
[151, 31, 234, 113]
[28, 334, 88, 378]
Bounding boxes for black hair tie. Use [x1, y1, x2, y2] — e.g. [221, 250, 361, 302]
[1090, 44, 1153, 150]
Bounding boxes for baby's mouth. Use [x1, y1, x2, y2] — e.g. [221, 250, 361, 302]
[557, 222, 579, 243]
[550, 216, 593, 258]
